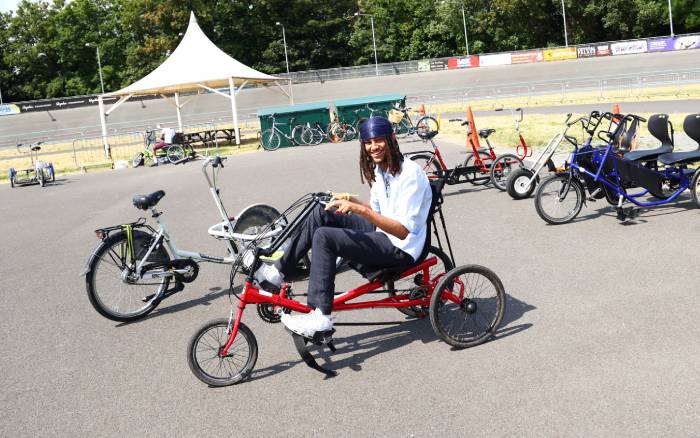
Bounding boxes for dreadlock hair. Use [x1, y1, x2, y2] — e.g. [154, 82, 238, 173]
[359, 134, 404, 186]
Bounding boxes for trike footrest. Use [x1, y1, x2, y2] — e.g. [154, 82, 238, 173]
[289, 329, 338, 377]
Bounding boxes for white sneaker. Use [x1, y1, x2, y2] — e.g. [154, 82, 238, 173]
[254, 263, 283, 290]
[281, 308, 334, 338]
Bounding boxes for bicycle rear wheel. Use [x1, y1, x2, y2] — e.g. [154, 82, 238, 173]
[430, 264, 505, 349]
[260, 130, 281, 151]
[85, 230, 170, 322]
[166, 145, 185, 163]
[188, 318, 258, 386]
[416, 116, 439, 138]
[291, 125, 306, 146]
[465, 151, 494, 186]
[328, 123, 345, 143]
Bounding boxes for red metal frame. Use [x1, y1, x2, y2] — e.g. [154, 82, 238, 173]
[219, 255, 465, 357]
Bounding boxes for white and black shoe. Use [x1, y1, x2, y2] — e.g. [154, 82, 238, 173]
[281, 308, 334, 338]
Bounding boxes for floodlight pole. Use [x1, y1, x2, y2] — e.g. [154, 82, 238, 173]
[461, 5, 470, 56]
[276, 22, 294, 104]
[667, 0, 675, 37]
[355, 13, 379, 76]
[561, 0, 569, 47]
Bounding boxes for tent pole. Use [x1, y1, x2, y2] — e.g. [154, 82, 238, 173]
[174, 92, 183, 131]
[98, 96, 110, 158]
[229, 78, 240, 146]
[289, 79, 294, 105]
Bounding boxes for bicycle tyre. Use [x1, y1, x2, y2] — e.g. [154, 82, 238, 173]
[291, 125, 306, 146]
[328, 123, 345, 143]
[132, 152, 144, 168]
[691, 169, 700, 208]
[188, 318, 258, 387]
[393, 118, 411, 138]
[344, 125, 357, 142]
[416, 116, 439, 139]
[260, 130, 281, 151]
[534, 174, 584, 225]
[506, 167, 538, 200]
[465, 151, 494, 186]
[430, 264, 506, 349]
[166, 145, 185, 163]
[409, 153, 444, 180]
[490, 154, 523, 191]
[387, 246, 453, 318]
[38, 169, 45, 187]
[85, 229, 170, 322]
[311, 128, 324, 145]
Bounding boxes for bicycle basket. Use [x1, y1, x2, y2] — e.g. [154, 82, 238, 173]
[388, 109, 404, 124]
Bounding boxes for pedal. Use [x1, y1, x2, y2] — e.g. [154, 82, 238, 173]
[586, 187, 601, 202]
[310, 328, 336, 346]
[616, 207, 638, 222]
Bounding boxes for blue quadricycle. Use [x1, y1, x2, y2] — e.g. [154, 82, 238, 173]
[534, 112, 700, 224]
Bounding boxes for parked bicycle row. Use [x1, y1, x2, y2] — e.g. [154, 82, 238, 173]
[259, 103, 438, 151]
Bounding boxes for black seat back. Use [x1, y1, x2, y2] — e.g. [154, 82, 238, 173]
[648, 114, 674, 149]
[684, 114, 700, 149]
[412, 177, 445, 263]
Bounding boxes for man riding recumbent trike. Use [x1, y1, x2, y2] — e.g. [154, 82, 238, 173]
[533, 112, 700, 224]
[187, 117, 507, 386]
[8, 141, 55, 188]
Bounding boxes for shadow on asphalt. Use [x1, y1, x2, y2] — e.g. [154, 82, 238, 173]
[248, 292, 535, 381]
[570, 198, 698, 226]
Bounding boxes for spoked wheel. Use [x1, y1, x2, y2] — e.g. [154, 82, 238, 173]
[260, 130, 281, 151]
[132, 153, 144, 168]
[328, 123, 346, 143]
[506, 167, 538, 200]
[85, 230, 170, 322]
[188, 318, 258, 387]
[409, 153, 444, 180]
[430, 264, 506, 349]
[166, 145, 185, 163]
[416, 116, 439, 139]
[344, 125, 357, 142]
[691, 169, 700, 208]
[291, 125, 306, 146]
[534, 174, 584, 225]
[393, 119, 411, 138]
[490, 154, 523, 191]
[465, 151, 494, 186]
[387, 246, 453, 318]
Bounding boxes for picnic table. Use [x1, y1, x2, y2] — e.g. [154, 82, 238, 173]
[180, 128, 236, 147]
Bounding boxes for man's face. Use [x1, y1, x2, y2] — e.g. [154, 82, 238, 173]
[364, 137, 388, 165]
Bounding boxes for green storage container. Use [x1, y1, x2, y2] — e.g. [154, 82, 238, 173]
[258, 102, 332, 148]
[334, 93, 406, 130]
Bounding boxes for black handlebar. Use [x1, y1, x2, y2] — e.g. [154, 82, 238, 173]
[212, 156, 227, 168]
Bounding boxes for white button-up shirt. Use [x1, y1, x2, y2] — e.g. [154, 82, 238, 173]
[369, 159, 432, 261]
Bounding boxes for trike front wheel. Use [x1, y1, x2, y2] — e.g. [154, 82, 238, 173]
[465, 151, 494, 186]
[430, 264, 505, 349]
[490, 154, 523, 191]
[506, 167, 538, 200]
[132, 152, 144, 168]
[188, 319, 258, 386]
[409, 153, 443, 180]
[534, 174, 584, 225]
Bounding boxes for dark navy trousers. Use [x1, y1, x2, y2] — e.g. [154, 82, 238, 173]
[276, 205, 414, 314]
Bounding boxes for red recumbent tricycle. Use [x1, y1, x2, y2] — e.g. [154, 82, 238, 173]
[187, 178, 507, 386]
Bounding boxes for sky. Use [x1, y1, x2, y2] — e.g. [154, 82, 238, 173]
[0, 0, 22, 13]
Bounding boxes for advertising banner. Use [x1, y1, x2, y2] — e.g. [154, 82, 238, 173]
[648, 37, 674, 52]
[543, 47, 577, 61]
[16, 95, 120, 113]
[429, 59, 447, 71]
[576, 45, 597, 58]
[0, 104, 21, 116]
[479, 53, 511, 67]
[596, 44, 611, 56]
[674, 35, 700, 50]
[511, 50, 543, 64]
[417, 60, 430, 72]
[611, 40, 648, 55]
[448, 56, 479, 69]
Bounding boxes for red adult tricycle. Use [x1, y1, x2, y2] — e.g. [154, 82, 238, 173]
[406, 106, 530, 190]
[187, 179, 507, 386]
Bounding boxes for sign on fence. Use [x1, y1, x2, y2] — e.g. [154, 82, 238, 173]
[648, 37, 675, 52]
[511, 50, 543, 64]
[576, 45, 597, 58]
[675, 35, 700, 50]
[0, 104, 21, 116]
[544, 47, 577, 61]
[429, 59, 448, 71]
[479, 53, 511, 67]
[447, 56, 479, 69]
[611, 40, 648, 55]
[417, 60, 430, 72]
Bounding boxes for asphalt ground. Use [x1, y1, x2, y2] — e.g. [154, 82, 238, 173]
[2, 49, 700, 147]
[1, 137, 699, 436]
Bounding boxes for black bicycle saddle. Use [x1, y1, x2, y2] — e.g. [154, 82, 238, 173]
[478, 128, 496, 139]
[133, 190, 166, 210]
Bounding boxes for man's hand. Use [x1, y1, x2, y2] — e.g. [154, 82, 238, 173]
[326, 199, 363, 215]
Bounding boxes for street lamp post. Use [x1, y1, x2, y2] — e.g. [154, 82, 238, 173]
[561, 0, 569, 47]
[354, 12, 379, 76]
[667, 0, 675, 37]
[460, 5, 469, 56]
[275, 22, 294, 104]
[85, 43, 105, 94]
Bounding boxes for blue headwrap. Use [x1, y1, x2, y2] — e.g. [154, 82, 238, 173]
[359, 116, 394, 142]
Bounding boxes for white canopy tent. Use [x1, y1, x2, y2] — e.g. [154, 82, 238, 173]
[98, 12, 290, 154]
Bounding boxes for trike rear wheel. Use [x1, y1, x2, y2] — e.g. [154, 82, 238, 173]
[188, 319, 258, 386]
[85, 230, 170, 322]
[506, 167, 538, 199]
[465, 151, 494, 186]
[490, 154, 523, 191]
[534, 174, 584, 225]
[409, 153, 444, 180]
[387, 246, 453, 318]
[430, 264, 505, 349]
[166, 145, 185, 163]
[691, 169, 700, 208]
